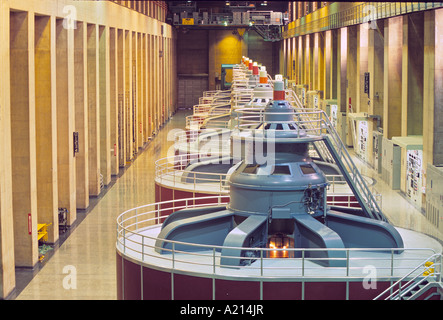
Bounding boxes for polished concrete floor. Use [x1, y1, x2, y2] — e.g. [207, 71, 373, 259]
[14, 109, 442, 300]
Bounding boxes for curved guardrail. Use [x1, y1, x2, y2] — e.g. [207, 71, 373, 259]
[155, 152, 361, 199]
[116, 196, 438, 282]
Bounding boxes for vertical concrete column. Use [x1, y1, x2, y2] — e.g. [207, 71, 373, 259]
[130, 31, 135, 157]
[304, 35, 310, 88]
[357, 24, 369, 114]
[10, 11, 38, 268]
[147, 34, 153, 137]
[117, 29, 126, 168]
[0, 0, 16, 299]
[132, 32, 139, 153]
[368, 20, 384, 122]
[163, 36, 168, 119]
[319, 33, 325, 94]
[337, 27, 347, 113]
[161, 35, 165, 125]
[297, 36, 303, 84]
[346, 25, 357, 146]
[308, 34, 314, 90]
[208, 30, 216, 91]
[423, 11, 435, 171]
[137, 32, 143, 149]
[424, 8, 443, 168]
[346, 26, 357, 111]
[167, 37, 171, 118]
[312, 32, 325, 94]
[56, 18, 76, 225]
[283, 38, 288, 77]
[109, 27, 119, 176]
[402, 12, 424, 136]
[87, 24, 101, 196]
[125, 30, 133, 162]
[35, 15, 58, 243]
[325, 30, 332, 99]
[290, 37, 295, 81]
[134, 31, 140, 150]
[313, 34, 318, 90]
[154, 35, 159, 131]
[142, 33, 148, 144]
[331, 29, 338, 100]
[357, 23, 371, 165]
[383, 16, 403, 139]
[368, 20, 385, 168]
[99, 26, 111, 186]
[313, 33, 321, 91]
[74, 22, 89, 209]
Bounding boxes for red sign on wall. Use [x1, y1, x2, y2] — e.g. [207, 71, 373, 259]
[28, 213, 32, 235]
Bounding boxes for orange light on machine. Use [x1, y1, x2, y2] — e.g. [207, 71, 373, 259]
[259, 68, 268, 84]
[268, 234, 293, 259]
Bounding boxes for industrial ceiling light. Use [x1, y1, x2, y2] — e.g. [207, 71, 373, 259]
[261, 1, 268, 6]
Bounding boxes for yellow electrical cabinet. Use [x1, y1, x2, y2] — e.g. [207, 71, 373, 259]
[37, 223, 51, 243]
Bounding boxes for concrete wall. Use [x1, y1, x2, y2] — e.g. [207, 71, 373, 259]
[282, 4, 443, 219]
[176, 28, 279, 92]
[0, 0, 176, 299]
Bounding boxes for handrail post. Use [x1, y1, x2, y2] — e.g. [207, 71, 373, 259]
[301, 250, 305, 300]
[142, 236, 145, 262]
[172, 242, 175, 269]
[260, 249, 264, 277]
[213, 247, 216, 274]
[346, 249, 350, 300]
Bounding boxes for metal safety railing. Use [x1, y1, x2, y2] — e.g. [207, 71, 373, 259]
[155, 152, 375, 205]
[234, 107, 386, 221]
[283, 2, 443, 39]
[116, 196, 439, 300]
[374, 253, 443, 300]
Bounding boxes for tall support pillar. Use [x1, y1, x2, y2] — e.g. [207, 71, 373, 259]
[142, 33, 148, 145]
[401, 12, 424, 137]
[383, 16, 403, 139]
[10, 10, 38, 268]
[132, 31, 139, 155]
[35, 15, 59, 243]
[325, 30, 337, 99]
[87, 23, 101, 196]
[368, 20, 385, 168]
[154, 35, 159, 131]
[313, 32, 325, 92]
[125, 30, 133, 162]
[109, 27, 119, 176]
[297, 36, 303, 85]
[208, 30, 216, 91]
[56, 18, 76, 225]
[74, 22, 89, 209]
[303, 35, 309, 88]
[357, 24, 369, 114]
[290, 37, 295, 81]
[337, 28, 347, 113]
[346, 25, 357, 147]
[117, 29, 126, 168]
[0, 1, 15, 299]
[147, 34, 153, 137]
[368, 20, 384, 124]
[137, 32, 143, 150]
[99, 26, 111, 186]
[423, 8, 443, 170]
